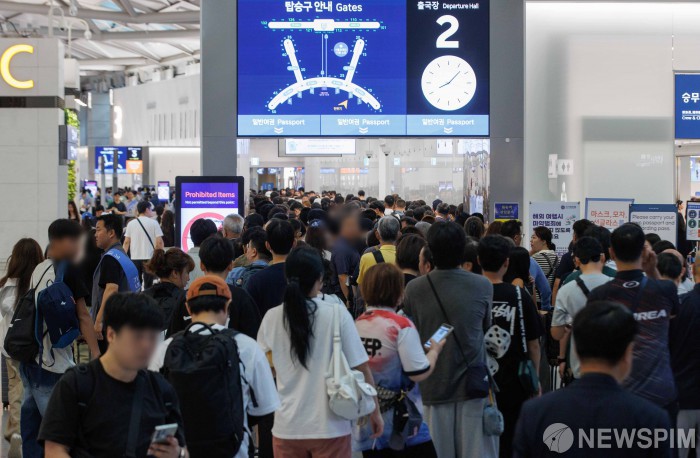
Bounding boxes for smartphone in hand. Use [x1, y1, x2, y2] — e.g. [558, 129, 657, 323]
[150, 423, 178, 446]
[424, 324, 454, 349]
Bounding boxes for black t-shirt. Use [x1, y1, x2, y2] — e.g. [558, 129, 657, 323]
[245, 263, 286, 317]
[490, 283, 544, 406]
[51, 261, 90, 302]
[38, 359, 185, 457]
[167, 285, 261, 340]
[670, 284, 700, 409]
[228, 285, 262, 339]
[98, 256, 126, 288]
[108, 201, 126, 213]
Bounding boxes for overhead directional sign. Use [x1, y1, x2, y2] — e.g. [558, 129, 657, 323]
[237, 0, 490, 137]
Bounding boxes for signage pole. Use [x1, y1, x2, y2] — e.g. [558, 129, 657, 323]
[99, 155, 106, 205]
[112, 149, 118, 195]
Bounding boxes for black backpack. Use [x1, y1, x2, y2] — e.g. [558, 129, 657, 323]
[4, 265, 52, 363]
[163, 323, 249, 458]
[142, 284, 185, 331]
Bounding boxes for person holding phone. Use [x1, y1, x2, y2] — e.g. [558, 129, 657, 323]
[39, 294, 187, 458]
[354, 263, 445, 457]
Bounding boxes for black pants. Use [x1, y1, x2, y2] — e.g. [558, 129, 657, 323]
[362, 440, 437, 458]
[248, 413, 274, 458]
[134, 260, 155, 289]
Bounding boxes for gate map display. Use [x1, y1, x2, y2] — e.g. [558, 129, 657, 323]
[238, 0, 489, 137]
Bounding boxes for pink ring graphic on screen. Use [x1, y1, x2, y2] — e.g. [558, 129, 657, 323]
[181, 212, 225, 252]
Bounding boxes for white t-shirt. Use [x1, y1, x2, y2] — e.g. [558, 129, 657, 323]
[257, 295, 369, 440]
[0, 278, 18, 358]
[125, 216, 163, 260]
[552, 273, 612, 377]
[150, 323, 280, 458]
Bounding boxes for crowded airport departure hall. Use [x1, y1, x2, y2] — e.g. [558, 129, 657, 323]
[0, 0, 697, 457]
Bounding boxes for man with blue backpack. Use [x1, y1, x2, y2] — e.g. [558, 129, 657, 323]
[92, 214, 142, 354]
[5, 219, 101, 458]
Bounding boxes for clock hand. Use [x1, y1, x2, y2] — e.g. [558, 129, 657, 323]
[439, 72, 461, 89]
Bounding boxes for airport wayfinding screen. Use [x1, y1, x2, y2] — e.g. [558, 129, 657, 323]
[237, 0, 489, 137]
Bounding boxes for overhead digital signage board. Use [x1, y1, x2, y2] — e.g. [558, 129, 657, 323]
[237, 0, 489, 137]
[675, 73, 700, 139]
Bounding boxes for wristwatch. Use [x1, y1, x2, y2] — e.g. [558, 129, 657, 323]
[556, 357, 566, 364]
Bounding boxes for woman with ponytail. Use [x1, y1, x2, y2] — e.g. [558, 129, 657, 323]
[258, 246, 383, 458]
[142, 248, 194, 333]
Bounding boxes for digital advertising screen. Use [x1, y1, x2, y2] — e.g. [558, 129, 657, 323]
[95, 147, 127, 174]
[157, 181, 170, 202]
[237, 0, 489, 137]
[175, 177, 244, 252]
[84, 180, 98, 199]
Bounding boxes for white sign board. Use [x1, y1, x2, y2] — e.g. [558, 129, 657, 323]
[585, 198, 634, 230]
[548, 154, 558, 179]
[629, 204, 677, 246]
[529, 201, 581, 256]
[557, 159, 574, 176]
[686, 201, 700, 241]
[284, 138, 356, 156]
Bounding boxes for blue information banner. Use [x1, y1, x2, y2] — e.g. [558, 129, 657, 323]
[494, 202, 519, 221]
[237, 0, 489, 137]
[675, 74, 700, 139]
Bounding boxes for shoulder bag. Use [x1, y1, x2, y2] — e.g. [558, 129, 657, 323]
[515, 286, 540, 396]
[326, 301, 377, 420]
[426, 274, 489, 399]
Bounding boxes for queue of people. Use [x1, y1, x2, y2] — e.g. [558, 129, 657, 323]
[0, 188, 695, 457]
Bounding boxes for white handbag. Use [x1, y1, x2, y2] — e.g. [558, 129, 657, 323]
[326, 302, 377, 420]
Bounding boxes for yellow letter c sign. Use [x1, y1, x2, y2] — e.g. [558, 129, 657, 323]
[0, 44, 35, 90]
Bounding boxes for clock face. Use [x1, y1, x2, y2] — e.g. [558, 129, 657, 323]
[421, 55, 477, 112]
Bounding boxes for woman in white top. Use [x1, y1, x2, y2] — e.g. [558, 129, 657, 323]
[0, 238, 44, 455]
[258, 246, 383, 458]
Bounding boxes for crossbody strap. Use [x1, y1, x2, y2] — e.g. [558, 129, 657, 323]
[136, 217, 155, 249]
[574, 276, 591, 297]
[515, 286, 528, 355]
[125, 372, 146, 458]
[426, 274, 480, 368]
[332, 301, 342, 379]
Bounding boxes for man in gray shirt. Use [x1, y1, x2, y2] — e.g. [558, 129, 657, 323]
[403, 221, 498, 458]
[551, 236, 612, 380]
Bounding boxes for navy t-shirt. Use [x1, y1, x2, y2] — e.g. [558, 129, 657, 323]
[588, 270, 678, 407]
[245, 263, 286, 318]
[670, 284, 700, 409]
[554, 251, 576, 281]
[330, 237, 360, 296]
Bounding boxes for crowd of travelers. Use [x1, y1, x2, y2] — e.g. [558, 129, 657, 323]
[0, 187, 696, 458]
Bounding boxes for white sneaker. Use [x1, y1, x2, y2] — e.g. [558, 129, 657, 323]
[8, 433, 22, 458]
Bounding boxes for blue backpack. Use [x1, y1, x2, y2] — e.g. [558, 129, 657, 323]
[36, 262, 80, 354]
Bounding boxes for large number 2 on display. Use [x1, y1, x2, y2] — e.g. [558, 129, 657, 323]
[436, 15, 460, 49]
